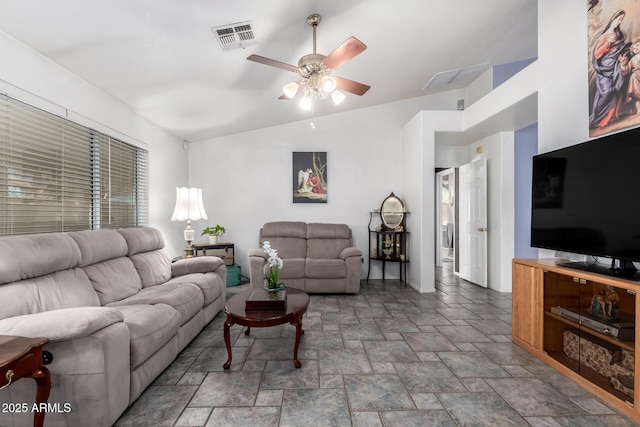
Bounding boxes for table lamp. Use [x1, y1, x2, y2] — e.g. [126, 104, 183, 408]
[171, 187, 207, 257]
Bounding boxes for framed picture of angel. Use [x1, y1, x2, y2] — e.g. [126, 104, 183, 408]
[292, 152, 327, 203]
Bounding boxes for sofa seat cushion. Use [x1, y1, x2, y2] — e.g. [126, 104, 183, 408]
[262, 258, 305, 281]
[165, 273, 224, 306]
[305, 258, 347, 279]
[107, 282, 204, 326]
[112, 304, 180, 369]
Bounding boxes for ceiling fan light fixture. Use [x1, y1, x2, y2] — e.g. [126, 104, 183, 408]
[247, 13, 369, 109]
[320, 75, 337, 93]
[331, 89, 345, 105]
[283, 81, 299, 99]
[299, 95, 313, 111]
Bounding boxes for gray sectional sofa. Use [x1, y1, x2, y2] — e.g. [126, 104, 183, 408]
[0, 227, 226, 427]
[248, 222, 362, 293]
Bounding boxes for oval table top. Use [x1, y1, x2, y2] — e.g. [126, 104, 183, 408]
[225, 287, 309, 322]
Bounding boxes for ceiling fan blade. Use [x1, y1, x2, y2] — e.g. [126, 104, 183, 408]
[335, 76, 370, 96]
[247, 54, 299, 73]
[322, 37, 367, 69]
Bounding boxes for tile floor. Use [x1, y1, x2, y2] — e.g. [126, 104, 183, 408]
[114, 265, 639, 426]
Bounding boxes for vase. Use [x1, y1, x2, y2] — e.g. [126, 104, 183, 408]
[263, 279, 285, 292]
[208, 235, 218, 244]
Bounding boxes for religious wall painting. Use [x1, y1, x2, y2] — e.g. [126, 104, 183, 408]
[588, 0, 640, 136]
[292, 152, 327, 203]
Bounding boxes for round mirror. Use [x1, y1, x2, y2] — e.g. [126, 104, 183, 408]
[380, 192, 405, 230]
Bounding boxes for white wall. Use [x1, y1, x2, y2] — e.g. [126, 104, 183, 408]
[404, 111, 464, 293]
[538, 0, 588, 153]
[0, 30, 189, 255]
[402, 114, 424, 290]
[435, 145, 468, 168]
[188, 90, 464, 282]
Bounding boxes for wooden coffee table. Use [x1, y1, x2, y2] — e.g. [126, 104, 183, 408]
[223, 287, 309, 369]
[0, 336, 51, 427]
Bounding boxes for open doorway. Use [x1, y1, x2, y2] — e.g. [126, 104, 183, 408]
[435, 168, 457, 272]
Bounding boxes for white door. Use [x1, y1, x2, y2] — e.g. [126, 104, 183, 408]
[459, 158, 488, 287]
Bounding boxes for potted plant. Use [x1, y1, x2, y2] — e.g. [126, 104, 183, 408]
[201, 224, 225, 244]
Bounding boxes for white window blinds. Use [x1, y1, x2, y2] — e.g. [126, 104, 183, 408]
[0, 94, 148, 236]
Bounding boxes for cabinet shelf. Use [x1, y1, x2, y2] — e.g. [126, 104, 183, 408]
[367, 211, 409, 284]
[544, 310, 635, 352]
[513, 259, 639, 423]
[545, 350, 633, 404]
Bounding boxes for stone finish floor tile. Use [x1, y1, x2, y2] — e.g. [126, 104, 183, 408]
[318, 348, 373, 374]
[485, 377, 586, 417]
[206, 407, 280, 427]
[437, 392, 528, 426]
[190, 371, 261, 406]
[261, 359, 319, 389]
[115, 270, 640, 426]
[379, 410, 456, 427]
[345, 373, 416, 411]
[280, 388, 350, 427]
[114, 385, 198, 427]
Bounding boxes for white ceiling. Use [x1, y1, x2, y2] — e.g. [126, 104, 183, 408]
[0, 0, 537, 142]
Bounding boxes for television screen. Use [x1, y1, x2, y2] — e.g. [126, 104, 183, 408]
[531, 126, 640, 272]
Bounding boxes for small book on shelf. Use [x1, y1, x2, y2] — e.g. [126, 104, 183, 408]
[245, 290, 287, 310]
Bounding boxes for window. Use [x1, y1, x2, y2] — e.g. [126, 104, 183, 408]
[0, 94, 148, 236]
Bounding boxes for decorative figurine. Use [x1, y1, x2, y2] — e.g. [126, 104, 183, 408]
[588, 287, 620, 318]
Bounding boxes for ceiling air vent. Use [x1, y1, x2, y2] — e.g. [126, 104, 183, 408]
[423, 63, 490, 92]
[212, 21, 257, 51]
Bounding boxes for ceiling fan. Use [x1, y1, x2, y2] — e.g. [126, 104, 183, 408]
[247, 13, 370, 109]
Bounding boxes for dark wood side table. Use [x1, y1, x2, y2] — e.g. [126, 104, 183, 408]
[0, 336, 51, 427]
[192, 242, 234, 265]
[223, 288, 309, 369]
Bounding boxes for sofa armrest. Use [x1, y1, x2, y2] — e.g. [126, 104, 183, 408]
[248, 248, 268, 260]
[340, 247, 363, 259]
[172, 256, 225, 276]
[248, 249, 268, 288]
[0, 307, 124, 341]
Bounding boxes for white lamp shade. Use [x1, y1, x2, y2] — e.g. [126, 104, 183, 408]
[320, 76, 337, 93]
[282, 81, 299, 99]
[331, 89, 346, 105]
[299, 95, 313, 111]
[171, 187, 208, 221]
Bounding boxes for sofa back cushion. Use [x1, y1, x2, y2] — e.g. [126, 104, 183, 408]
[68, 229, 143, 305]
[118, 227, 172, 287]
[306, 223, 353, 259]
[260, 222, 307, 259]
[0, 233, 99, 318]
[0, 233, 81, 283]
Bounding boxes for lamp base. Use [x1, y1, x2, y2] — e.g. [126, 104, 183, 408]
[184, 240, 195, 258]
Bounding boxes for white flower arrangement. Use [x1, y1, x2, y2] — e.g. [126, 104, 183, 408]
[263, 241, 284, 290]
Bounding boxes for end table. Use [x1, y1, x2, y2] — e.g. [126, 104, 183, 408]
[0, 336, 51, 427]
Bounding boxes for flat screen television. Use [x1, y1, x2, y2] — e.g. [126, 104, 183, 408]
[531, 125, 640, 280]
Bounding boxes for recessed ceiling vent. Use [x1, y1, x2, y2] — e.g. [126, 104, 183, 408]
[212, 21, 257, 51]
[423, 63, 490, 92]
